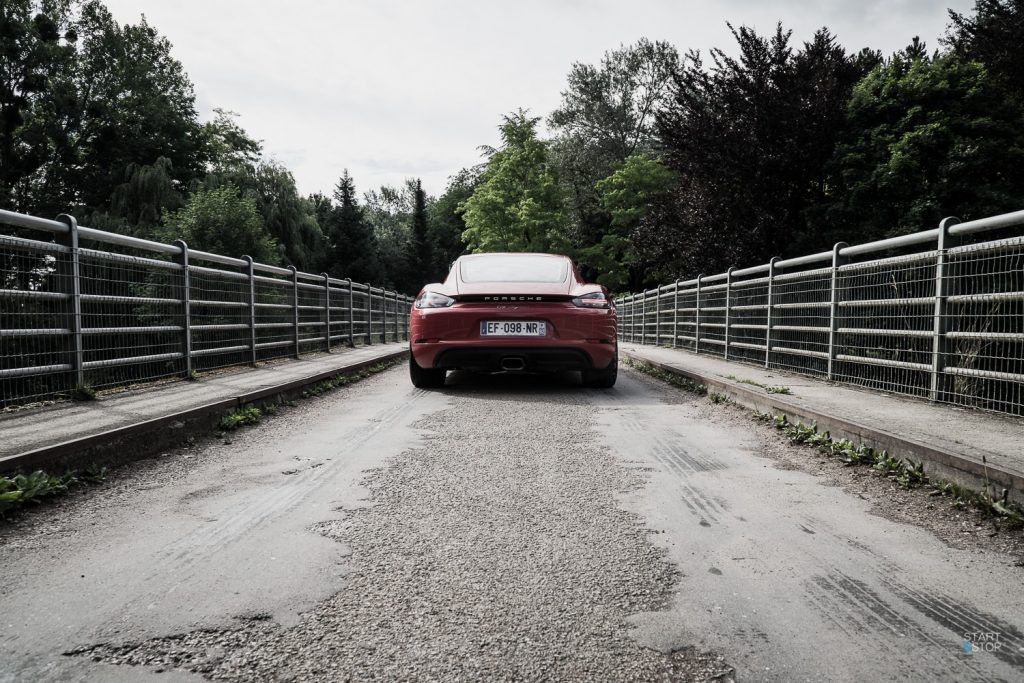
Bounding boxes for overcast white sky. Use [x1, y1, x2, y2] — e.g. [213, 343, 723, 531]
[103, 0, 974, 199]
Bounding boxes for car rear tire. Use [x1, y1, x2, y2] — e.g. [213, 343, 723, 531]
[409, 354, 446, 388]
[582, 353, 617, 388]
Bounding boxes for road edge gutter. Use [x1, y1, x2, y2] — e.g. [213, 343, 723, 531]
[621, 348, 1023, 506]
[1, 348, 409, 474]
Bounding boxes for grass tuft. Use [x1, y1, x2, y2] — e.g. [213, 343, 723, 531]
[0, 466, 107, 518]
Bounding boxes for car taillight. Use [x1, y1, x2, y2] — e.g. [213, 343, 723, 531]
[415, 291, 455, 309]
[572, 292, 611, 309]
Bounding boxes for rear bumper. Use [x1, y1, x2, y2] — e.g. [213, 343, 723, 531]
[409, 301, 617, 372]
[432, 346, 598, 372]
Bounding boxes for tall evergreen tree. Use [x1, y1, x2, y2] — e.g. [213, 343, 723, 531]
[325, 170, 380, 283]
[409, 178, 430, 282]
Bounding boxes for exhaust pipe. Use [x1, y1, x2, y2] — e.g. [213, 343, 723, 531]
[500, 356, 526, 371]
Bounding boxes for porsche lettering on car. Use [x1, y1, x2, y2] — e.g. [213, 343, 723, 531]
[408, 253, 618, 388]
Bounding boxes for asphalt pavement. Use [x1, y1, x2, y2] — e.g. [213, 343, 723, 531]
[1, 364, 1021, 681]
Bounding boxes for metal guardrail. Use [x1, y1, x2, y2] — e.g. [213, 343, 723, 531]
[616, 209, 1024, 416]
[0, 208, 413, 408]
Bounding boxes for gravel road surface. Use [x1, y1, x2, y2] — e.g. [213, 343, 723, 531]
[1, 365, 1022, 682]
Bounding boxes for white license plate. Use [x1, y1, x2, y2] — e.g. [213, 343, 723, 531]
[480, 320, 546, 336]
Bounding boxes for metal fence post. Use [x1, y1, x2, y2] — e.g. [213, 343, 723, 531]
[401, 295, 408, 342]
[243, 256, 257, 366]
[695, 274, 703, 354]
[827, 242, 849, 380]
[366, 288, 373, 345]
[172, 240, 192, 377]
[930, 217, 960, 401]
[322, 273, 331, 353]
[346, 279, 355, 347]
[382, 290, 389, 343]
[765, 257, 778, 369]
[640, 292, 647, 345]
[289, 265, 300, 359]
[626, 298, 632, 342]
[655, 286, 661, 346]
[55, 214, 83, 389]
[724, 267, 735, 360]
[672, 280, 680, 348]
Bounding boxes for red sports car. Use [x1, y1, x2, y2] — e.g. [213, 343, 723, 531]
[408, 253, 618, 388]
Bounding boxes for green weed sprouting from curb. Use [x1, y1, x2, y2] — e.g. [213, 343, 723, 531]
[725, 374, 763, 388]
[724, 375, 792, 395]
[708, 392, 732, 405]
[219, 358, 402, 431]
[219, 405, 262, 431]
[769, 415, 1023, 526]
[71, 384, 96, 401]
[0, 466, 107, 518]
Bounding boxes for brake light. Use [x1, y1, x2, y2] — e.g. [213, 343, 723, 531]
[572, 292, 611, 309]
[415, 291, 455, 309]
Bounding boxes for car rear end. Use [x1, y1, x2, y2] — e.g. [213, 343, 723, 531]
[408, 254, 617, 386]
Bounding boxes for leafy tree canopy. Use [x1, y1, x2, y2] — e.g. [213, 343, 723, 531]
[460, 111, 568, 254]
[817, 48, 1024, 240]
[161, 184, 279, 264]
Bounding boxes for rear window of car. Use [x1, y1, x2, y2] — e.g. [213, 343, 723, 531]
[460, 255, 569, 283]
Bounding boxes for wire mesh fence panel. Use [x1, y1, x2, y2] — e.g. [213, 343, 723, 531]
[0, 235, 75, 406]
[729, 275, 769, 365]
[297, 279, 325, 351]
[767, 267, 831, 376]
[351, 287, 370, 344]
[699, 283, 727, 357]
[190, 264, 251, 372]
[832, 252, 936, 398]
[675, 284, 700, 350]
[368, 290, 383, 342]
[78, 250, 184, 391]
[943, 237, 1024, 414]
[253, 275, 295, 362]
[327, 283, 353, 349]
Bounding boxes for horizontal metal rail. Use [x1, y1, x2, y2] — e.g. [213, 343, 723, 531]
[1, 207, 414, 408]
[617, 208, 1024, 416]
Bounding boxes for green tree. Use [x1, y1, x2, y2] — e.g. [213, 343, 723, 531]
[639, 26, 879, 280]
[249, 161, 325, 272]
[547, 39, 679, 266]
[589, 155, 675, 289]
[817, 49, 1024, 240]
[0, 0, 77, 213]
[409, 178, 430, 283]
[944, 0, 1024, 101]
[108, 156, 184, 228]
[427, 167, 477, 280]
[460, 111, 568, 253]
[324, 169, 381, 283]
[161, 185, 279, 264]
[71, 2, 205, 213]
[201, 108, 262, 174]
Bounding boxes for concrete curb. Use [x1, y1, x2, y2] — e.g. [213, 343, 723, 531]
[1, 348, 408, 473]
[622, 349, 1024, 505]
